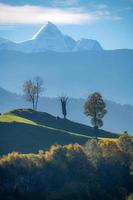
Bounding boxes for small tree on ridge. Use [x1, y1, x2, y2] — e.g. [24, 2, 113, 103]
[59, 96, 68, 119]
[23, 76, 44, 111]
[84, 92, 107, 140]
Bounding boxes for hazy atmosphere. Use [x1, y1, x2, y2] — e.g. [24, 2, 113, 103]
[0, 1, 133, 200]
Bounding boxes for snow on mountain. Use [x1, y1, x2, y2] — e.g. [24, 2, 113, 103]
[33, 22, 62, 40]
[0, 22, 103, 52]
[0, 37, 17, 50]
[74, 38, 103, 51]
[64, 35, 77, 51]
[29, 22, 103, 52]
[30, 22, 68, 52]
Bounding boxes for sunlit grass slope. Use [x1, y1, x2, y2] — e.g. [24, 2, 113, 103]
[0, 113, 36, 125]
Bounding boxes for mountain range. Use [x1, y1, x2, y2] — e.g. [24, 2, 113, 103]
[0, 22, 133, 125]
[0, 22, 103, 52]
[0, 87, 133, 134]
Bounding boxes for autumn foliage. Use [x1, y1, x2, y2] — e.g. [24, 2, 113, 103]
[0, 134, 133, 200]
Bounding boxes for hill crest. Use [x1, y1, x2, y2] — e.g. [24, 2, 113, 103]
[0, 108, 117, 155]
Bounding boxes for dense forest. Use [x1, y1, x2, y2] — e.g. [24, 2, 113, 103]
[0, 134, 133, 200]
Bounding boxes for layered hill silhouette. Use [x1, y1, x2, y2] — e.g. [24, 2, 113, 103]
[1, 87, 133, 133]
[0, 22, 133, 108]
[0, 109, 117, 155]
[0, 22, 133, 136]
[0, 49, 133, 104]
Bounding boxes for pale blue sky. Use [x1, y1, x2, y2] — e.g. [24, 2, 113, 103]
[0, 0, 133, 49]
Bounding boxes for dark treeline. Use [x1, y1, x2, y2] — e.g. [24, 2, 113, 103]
[0, 134, 133, 200]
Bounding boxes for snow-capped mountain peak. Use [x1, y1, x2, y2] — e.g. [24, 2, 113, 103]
[0, 22, 103, 52]
[32, 21, 63, 40]
[29, 21, 77, 52]
[74, 38, 103, 51]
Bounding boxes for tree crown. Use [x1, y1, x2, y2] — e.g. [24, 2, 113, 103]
[84, 92, 107, 128]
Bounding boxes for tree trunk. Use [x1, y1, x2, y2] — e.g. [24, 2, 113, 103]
[94, 126, 98, 141]
[94, 111, 98, 140]
[32, 99, 35, 111]
[35, 93, 39, 111]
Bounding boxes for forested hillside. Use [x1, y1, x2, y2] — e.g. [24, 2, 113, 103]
[0, 134, 132, 200]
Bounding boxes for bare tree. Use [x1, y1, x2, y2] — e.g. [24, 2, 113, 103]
[23, 77, 44, 111]
[23, 80, 37, 110]
[33, 76, 44, 111]
[59, 96, 68, 119]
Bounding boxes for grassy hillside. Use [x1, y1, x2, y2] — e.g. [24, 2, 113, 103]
[1, 87, 133, 133]
[0, 109, 118, 155]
